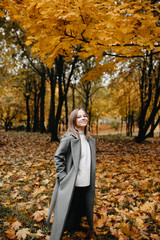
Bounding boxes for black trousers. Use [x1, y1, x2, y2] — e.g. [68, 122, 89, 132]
[65, 186, 89, 231]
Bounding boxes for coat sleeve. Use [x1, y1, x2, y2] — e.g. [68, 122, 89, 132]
[54, 136, 71, 182]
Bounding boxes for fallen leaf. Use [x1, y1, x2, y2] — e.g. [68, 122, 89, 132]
[76, 231, 87, 238]
[35, 230, 44, 237]
[16, 228, 32, 240]
[135, 217, 144, 229]
[11, 220, 22, 230]
[150, 233, 160, 240]
[5, 229, 16, 239]
[32, 210, 45, 222]
[120, 222, 132, 236]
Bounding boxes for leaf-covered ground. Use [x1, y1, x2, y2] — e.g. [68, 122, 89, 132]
[0, 132, 160, 240]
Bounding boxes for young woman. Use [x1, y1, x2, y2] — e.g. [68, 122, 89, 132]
[46, 108, 96, 240]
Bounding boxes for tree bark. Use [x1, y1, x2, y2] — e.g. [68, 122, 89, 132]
[33, 90, 40, 132]
[51, 55, 78, 141]
[135, 54, 160, 142]
[26, 95, 31, 132]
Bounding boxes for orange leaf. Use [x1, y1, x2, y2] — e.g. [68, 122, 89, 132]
[6, 217, 17, 223]
[150, 234, 160, 240]
[5, 229, 16, 239]
[120, 222, 132, 236]
[76, 231, 87, 238]
[96, 217, 105, 228]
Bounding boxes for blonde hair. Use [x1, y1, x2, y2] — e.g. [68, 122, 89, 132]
[66, 108, 90, 139]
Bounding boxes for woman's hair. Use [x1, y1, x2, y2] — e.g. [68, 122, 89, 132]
[66, 108, 90, 139]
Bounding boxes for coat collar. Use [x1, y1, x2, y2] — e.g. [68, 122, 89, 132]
[69, 132, 95, 171]
[67, 131, 94, 141]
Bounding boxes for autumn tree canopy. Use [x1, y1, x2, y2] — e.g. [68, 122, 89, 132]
[0, 0, 160, 141]
[1, 0, 160, 66]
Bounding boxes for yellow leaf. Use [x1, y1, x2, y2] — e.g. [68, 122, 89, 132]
[11, 221, 22, 230]
[32, 186, 46, 195]
[96, 217, 105, 228]
[140, 201, 156, 214]
[32, 210, 46, 222]
[35, 230, 44, 237]
[0, 10, 5, 18]
[120, 222, 132, 236]
[135, 217, 144, 229]
[16, 228, 32, 240]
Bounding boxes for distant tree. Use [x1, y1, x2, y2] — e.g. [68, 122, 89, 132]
[135, 53, 160, 142]
[108, 60, 140, 136]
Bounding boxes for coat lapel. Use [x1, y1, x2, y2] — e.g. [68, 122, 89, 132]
[70, 134, 95, 172]
[88, 138, 96, 171]
[71, 139, 81, 171]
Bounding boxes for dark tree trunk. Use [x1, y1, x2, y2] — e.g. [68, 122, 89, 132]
[26, 95, 31, 132]
[96, 119, 98, 135]
[3, 115, 14, 132]
[51, 55, 78, 142]
[130, 111, 134, 137]
[126, 95, 134, 137]
[5, 121, 8, 132]
[51, 56, 64, 141]
[33, 79, 40, 132]
[51, 95, 64, 142]
[84, 86, 90, 112]
[147, 117, 155, 138]
[121, 118, 123, 135]
[135, 54, 160, 143]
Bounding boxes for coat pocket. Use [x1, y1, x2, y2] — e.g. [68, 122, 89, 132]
[59, 167, 75, 190]
[60, 171, 70, 189]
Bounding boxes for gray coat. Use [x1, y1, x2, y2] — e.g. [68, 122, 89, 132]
[46, 132, 96, 240]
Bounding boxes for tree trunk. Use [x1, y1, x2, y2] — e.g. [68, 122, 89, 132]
[135, 55, 160, 142]
[33, 91, 40, 132]
[51, 55, 64, 141]
[121, 118, 123, 135]
[85, 87, 90, 112]
[48, 68, 56, 133]
[96, 119, 98, 135]
[50, 55, 78, 141]
[147, 117, 155, 138]
[26, 95, 31, 132]
[5, 121, 8, 132]
[51, 122, 59, 142]
[51, 96, 64, 142]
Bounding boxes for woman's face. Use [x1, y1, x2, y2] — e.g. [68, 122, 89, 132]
[76, 109, 88, 131]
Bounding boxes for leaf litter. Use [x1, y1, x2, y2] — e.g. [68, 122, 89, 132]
[0, 132, 160, 239]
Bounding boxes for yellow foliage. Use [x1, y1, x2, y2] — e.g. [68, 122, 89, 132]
[2, 0, 160, 66]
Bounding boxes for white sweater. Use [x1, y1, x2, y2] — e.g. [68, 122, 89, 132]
[75, 131, 91, 187]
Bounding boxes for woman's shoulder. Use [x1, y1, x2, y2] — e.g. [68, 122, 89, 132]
[61, 132, 77, 141]
[87, 131, 95, 140]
